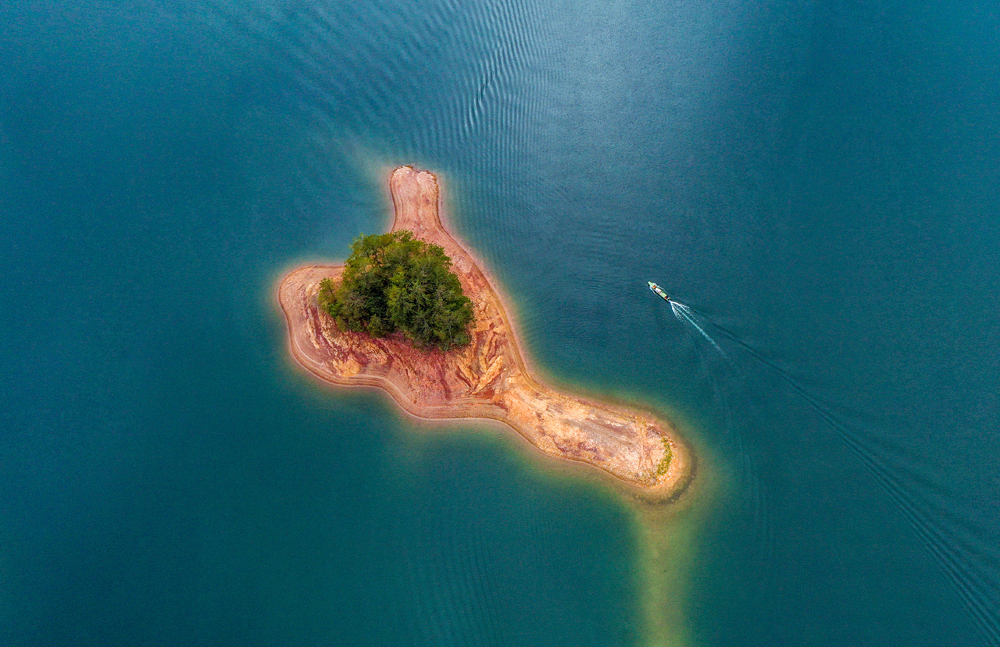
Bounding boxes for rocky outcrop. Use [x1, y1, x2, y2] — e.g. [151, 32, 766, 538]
[277, 167, 692, 500]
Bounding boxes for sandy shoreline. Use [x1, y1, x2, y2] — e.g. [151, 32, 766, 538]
[277, 166, 693, 500]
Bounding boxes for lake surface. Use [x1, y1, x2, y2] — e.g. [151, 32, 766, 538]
[2, 1, 999, 645]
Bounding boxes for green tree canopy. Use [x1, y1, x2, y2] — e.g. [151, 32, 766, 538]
[317, 230, 474, 350]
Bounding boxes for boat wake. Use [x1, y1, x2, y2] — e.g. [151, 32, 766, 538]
[669, 301, 725, 357]
[672, 302, 1000, 647]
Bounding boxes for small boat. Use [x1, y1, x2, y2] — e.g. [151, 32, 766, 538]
[647, 281, 670, 302]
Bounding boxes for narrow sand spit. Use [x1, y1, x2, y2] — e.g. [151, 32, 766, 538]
[278, 166, 693, 500]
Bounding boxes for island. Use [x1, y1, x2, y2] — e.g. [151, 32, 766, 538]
[277, 166, 693, 500]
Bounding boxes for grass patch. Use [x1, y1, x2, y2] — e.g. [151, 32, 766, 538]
[655, 437, 673, 477]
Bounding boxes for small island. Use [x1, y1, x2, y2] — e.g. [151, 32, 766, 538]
[277, 167, 692, 500]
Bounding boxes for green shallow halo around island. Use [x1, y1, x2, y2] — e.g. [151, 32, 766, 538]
[277, 166, 694, 501]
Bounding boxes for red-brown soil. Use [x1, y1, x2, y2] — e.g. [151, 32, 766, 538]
[277, 166, 692, 499]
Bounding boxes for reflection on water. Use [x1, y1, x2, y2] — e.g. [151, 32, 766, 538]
[2, 0, 999, 645]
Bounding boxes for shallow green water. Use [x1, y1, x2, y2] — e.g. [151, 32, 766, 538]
[2, 1, 999, 645]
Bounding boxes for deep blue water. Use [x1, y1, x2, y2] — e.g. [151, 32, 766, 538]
[2, 1, 999, 645]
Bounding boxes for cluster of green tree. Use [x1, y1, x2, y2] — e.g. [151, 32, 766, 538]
[318, 231, 474, 350]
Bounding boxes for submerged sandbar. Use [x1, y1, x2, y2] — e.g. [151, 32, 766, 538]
[278, 166, 692, 499]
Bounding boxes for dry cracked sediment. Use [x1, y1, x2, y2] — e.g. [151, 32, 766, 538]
[278, 166, 693, 500]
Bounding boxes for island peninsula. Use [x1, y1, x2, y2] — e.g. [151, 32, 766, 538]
[278, 167, 692, 500]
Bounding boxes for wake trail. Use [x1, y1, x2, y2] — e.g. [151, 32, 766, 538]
[669, 300, 772, 571]
[670, 301, 726, 357]
[681, 304, 1000, 646]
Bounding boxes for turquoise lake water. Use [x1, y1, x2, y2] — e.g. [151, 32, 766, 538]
[2, 1, 999, 645]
